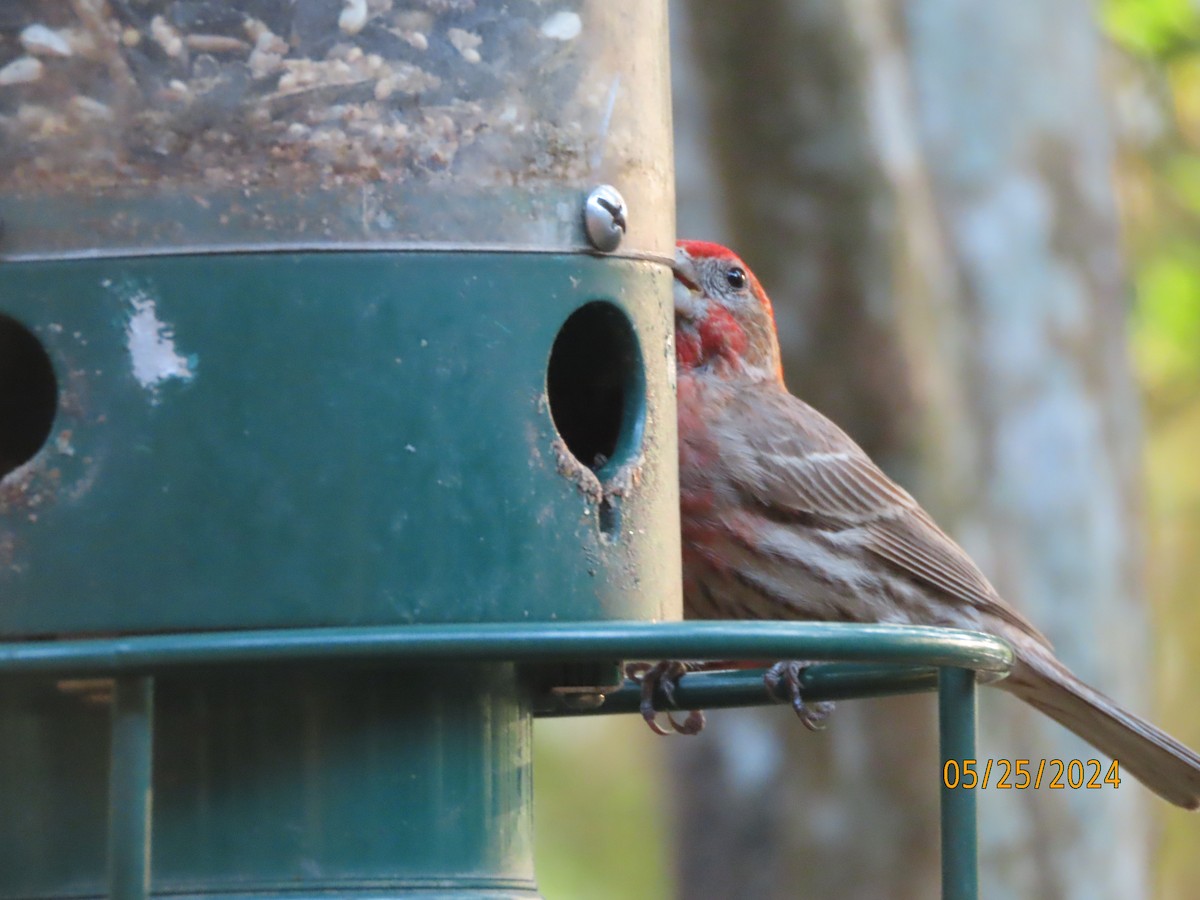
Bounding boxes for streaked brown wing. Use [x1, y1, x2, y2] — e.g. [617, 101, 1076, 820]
[717, 388, 1052, 647]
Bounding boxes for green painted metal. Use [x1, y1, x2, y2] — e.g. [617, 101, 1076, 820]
[538, 664, 944, 717]
[1, 664, 536, 898]
[0, 252, 679, 637]
[0, 249, 677, 898]
[0, 621, 1007, 898]
[939, 666, 979, 900]
[0, 678, 109, 893]
[0, 621, 1013, 677]
[107, 676, 154, 900]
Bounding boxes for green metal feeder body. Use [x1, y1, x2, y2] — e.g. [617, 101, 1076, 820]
[0, 2, 677, 897]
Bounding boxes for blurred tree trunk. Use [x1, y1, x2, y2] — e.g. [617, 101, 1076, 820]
[669, 0, 1150, 897]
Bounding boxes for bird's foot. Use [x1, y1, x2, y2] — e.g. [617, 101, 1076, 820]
[764, 661, 836, 731]
[627, 661, 706, 736]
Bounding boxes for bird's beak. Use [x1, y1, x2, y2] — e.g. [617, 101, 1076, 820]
[672, 247, 701, 319]
[673, 247, 700, 292]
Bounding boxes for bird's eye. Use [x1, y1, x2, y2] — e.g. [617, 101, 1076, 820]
[725, 267, 748, 290]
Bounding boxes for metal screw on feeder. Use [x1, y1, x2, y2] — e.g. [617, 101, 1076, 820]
[584, 185, 628, 252]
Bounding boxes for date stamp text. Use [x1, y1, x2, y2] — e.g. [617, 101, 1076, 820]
[942, 758, 1120, 791]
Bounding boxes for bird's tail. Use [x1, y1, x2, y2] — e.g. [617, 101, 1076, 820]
[1002, 648, 1200, 810]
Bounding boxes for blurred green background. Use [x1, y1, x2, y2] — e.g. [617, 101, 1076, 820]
[1107, 0, 1200, 893]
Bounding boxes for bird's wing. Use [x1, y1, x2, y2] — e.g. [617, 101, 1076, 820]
[717, 389, 1051, 646]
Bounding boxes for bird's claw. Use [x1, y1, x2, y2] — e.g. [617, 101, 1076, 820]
[764, 661, 836, 731]
[627, 661, 706, 736]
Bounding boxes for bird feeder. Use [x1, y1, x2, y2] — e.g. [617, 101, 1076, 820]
[0, 3, 1011, 899]
[0, 1, 677, 896]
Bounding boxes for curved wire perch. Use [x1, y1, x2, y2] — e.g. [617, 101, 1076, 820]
[535, 662, 951, 717]
[0, 620, 1005, 900]
[0, 620, 1013, 679]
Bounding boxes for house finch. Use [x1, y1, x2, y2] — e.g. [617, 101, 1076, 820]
[656, 238, 1200, 810]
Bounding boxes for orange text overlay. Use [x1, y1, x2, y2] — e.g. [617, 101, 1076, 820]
[942, 758, 1120, 791]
